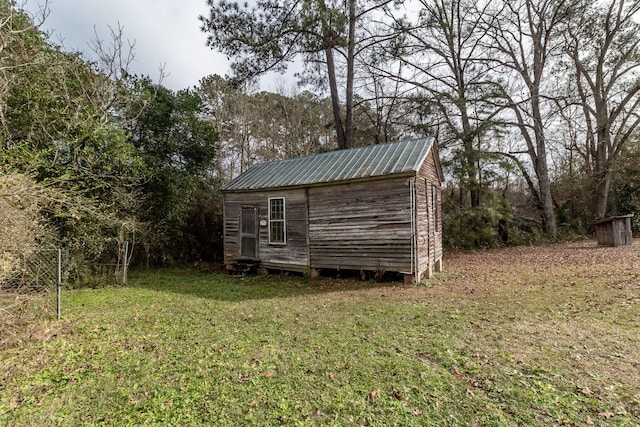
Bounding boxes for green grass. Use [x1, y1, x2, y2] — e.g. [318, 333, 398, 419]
[1, 241, 640, 426]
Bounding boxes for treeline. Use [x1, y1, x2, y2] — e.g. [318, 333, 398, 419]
[0, 2, 223, 282]
[2, 0, 640, 284]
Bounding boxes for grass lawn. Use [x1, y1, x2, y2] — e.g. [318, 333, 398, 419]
[1, 241, 639, 426]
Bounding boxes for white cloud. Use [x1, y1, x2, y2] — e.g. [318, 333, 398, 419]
[23, 0, 232, 90]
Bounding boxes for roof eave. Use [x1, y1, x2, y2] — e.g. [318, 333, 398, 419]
[221, 170, 418, 193]
[431, 141, 445, 183]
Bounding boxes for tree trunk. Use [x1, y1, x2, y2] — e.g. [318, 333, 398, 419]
[343, 0, 356, 150]
[538, 158, 557, 236]
[593, 171, 611, 219]
[325, 47, 347, 149]
[461, 132, 480, 207]
[532, 101, 557, 237]
[592, 126, 611, 218]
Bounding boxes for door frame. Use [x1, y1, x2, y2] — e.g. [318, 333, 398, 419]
[240, 206, 258, 259]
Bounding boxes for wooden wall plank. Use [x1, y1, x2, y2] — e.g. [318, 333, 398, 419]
[415, 149, 443, 279]
[308, 178, 413, 272]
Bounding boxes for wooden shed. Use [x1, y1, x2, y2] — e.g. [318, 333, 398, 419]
[221, 137, 444, 283]
[594, 214, 633, 246]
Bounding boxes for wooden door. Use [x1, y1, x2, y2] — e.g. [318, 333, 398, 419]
[240, 207, 257, 258]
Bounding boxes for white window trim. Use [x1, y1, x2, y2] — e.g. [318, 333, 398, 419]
[268, 197, 287, 244]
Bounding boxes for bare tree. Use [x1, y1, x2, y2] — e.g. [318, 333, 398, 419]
[482, 0, 579, 237]
[351, 56, 416, 145]
[372, 0, 507, 207]
[198, 75, 258, 179]
[198, 75, 336, 180]
[564, 0, 640, 219]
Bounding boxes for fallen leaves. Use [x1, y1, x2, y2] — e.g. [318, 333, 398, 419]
[578, 385, 594, 398]
[450, 366, 464, 379]
[392, 387, 403, 400]
[598, 411, 615, 420]
[368, 389, 381, 403]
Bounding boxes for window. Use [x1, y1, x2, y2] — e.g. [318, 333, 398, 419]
[268, 197, 286, 244]
[432, 184, 439, 232]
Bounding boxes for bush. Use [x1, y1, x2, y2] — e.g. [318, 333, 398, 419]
[443, 195, 514, 249]
[0, 172, 51, 282]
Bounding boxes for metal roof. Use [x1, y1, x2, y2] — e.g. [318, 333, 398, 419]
[222, 137, 435, 191]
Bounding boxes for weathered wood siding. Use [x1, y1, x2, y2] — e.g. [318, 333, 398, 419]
[223, 144, 444, 279]
[223, 190, 309, 272]
[415, 149, 443, 280]
[595, 215, 633, 247]
[307, 178, 413, 272]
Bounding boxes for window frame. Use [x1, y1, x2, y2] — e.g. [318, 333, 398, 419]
[268, 197, 287, 244]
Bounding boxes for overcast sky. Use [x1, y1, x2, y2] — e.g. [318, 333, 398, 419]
[22, 0, 238, 91]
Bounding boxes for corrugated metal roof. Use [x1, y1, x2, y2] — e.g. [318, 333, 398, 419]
[222, 137, 434, 191]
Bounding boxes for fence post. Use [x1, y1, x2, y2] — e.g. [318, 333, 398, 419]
[57, 248, 62, 320]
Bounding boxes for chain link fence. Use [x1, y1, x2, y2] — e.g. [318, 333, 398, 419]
[1, 249, 65, 321]
[1, 248, 67, 349]
[1, 241, 131, 321]
[1, 244, 133, 350]
[88, 241, 130, 286]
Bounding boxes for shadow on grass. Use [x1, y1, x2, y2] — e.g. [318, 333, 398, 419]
[127, 267, 408, 302]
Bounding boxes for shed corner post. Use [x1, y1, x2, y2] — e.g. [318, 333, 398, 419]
[435, 257, 443, 273]
[409, 177, 418, 281]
